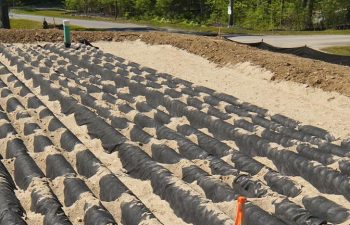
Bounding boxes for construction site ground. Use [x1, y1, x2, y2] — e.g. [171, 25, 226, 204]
[0, 29, 350, 225]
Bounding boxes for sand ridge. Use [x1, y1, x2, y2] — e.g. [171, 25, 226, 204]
[96, 40, 350, 140]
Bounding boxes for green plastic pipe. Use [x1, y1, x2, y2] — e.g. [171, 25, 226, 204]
[63, 20, 71, 48]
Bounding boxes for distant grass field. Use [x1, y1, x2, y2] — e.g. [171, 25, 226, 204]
[321, 46, 350, 56]
[10, 19, 42, 29]
[12, 8, 350, 35]
[10, 18, 87, 31]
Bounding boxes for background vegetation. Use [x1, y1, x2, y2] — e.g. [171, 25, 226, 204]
[63, 0, 350, 30]
[10, 0, 350, 31]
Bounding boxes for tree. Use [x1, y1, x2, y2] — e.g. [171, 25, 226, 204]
[0, 0, 10, 29]
[338, 0, 350, 23]
[228, 0, 234, 27]
[63, 0, 350, 30]
[303, 0, 315, 29]
[135, 0, 153, 17]
[155, 0, 172, 17]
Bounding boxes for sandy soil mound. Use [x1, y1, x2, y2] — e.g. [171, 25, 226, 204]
[0, 30, 349, 97]
[1, 42, 350, 225]
[96, 40, 350, 140]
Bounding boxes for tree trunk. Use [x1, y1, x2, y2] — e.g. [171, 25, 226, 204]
[280, 0, 285, 28]
[0, 0, 10, 29]
[228, 0, 234, 27]
[114, 0, 118, 20]
[84, 0, 88, 15]
[199, 0, 203, 24]
[305, 0, 314, 30]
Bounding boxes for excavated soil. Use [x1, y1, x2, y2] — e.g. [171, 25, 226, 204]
[0, 29, 349, 96]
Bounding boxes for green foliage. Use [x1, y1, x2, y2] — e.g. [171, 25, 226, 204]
[155, 0, 172, 15]
[206, 0, 228, 25]
[61, 0, 350, 30]
[135, 0, 153, 16]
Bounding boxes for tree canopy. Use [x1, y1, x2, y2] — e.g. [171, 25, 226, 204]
[5, 0, 350, 30]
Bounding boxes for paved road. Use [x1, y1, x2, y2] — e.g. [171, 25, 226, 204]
[10, 12, 216, 35]
[11, 13, 350, 49]
[227, 35, 350, 49]
[10, 13, 153, 31]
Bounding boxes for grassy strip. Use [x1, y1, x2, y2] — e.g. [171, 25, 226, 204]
[321, 46, 350, 56]
[12, 8, 350, 35]
[10, 19, 43, 29]
[10, 18, 88, 31]
[11, 8, 138, 23]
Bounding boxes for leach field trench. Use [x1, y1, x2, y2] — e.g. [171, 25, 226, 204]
[0, 34, 350, 225]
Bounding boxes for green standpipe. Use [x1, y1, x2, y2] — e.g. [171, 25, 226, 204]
[63, 20, 71, 48]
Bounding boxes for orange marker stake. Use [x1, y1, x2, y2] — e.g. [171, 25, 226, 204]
[234, 196, 247, 225]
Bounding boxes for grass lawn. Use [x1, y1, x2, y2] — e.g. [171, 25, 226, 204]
[10, 18, 88, 31]
[321, 46, 350, 56]
[10, 19, 42, 29]
[11, 8, 350, 35]
[12, 8, 109, 21]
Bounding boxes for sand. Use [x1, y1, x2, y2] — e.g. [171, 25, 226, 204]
[96, 40, 350, 140]
[2, 41, 350, 224]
